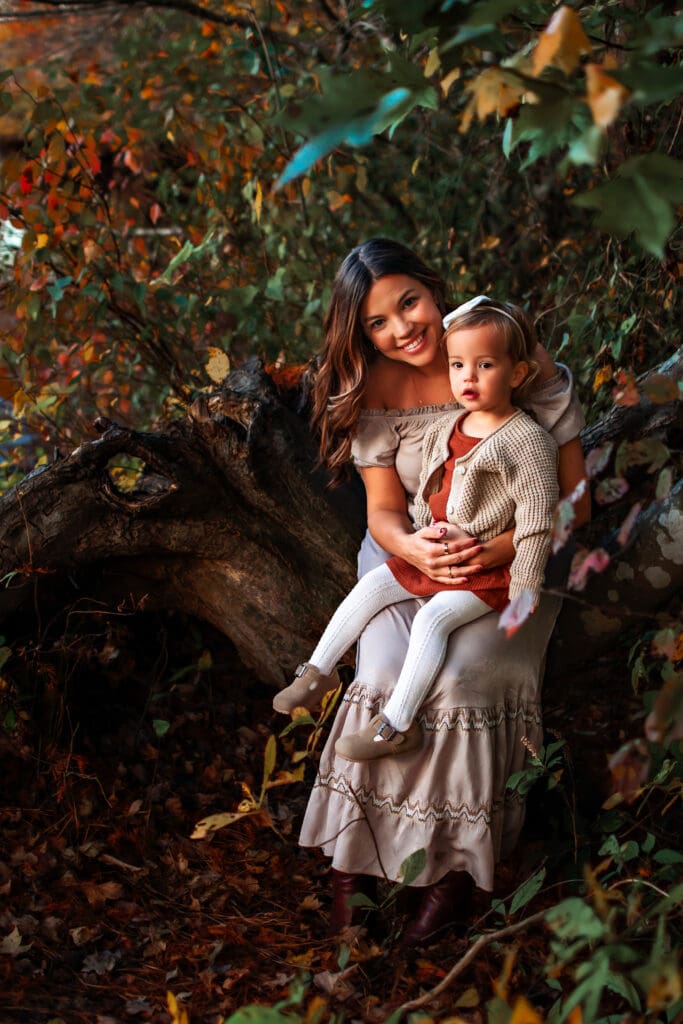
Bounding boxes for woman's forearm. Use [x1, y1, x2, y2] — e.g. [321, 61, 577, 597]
[367, 508, 417, 560]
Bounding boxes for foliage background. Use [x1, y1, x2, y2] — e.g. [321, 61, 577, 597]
[0, 2, 681, 1023]
[0, 0, 680, 489]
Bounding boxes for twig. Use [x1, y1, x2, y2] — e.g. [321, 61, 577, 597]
[398, 908, 547, 1013]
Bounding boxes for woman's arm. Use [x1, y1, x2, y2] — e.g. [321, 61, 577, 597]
[535, 342, 560, 383]
[360, 465, 483, 582]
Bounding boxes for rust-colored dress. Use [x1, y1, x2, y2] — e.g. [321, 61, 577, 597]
[387, 416, 510, 612]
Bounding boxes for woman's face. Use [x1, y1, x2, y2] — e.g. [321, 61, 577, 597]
[360, 274, 443, 368]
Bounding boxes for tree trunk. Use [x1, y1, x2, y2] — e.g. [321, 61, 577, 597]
[0, 352, 680, 685]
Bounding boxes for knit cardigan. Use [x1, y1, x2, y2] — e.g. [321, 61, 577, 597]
[413, 409, 559, 602]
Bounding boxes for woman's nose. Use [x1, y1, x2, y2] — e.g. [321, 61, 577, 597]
[394, 314, 412, 337]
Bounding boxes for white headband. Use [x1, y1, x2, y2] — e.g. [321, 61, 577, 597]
[443, 295, 521, 334]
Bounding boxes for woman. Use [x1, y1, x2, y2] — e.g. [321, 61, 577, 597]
[297, 239, 590, 945]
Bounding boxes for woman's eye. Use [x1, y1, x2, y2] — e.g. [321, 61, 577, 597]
[403, 295, 417, 308]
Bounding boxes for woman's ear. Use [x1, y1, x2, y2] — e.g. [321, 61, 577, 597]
[511, 360, 529, 389]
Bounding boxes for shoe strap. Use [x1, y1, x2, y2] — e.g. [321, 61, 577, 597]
[375, 719, 398, 742]
[294, 663, 308, 678]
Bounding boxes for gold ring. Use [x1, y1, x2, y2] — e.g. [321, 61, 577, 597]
[443, 542, 449, 554]
[448, 565, 453, 578]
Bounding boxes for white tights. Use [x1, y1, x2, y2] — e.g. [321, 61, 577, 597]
[309, 563, 490, 732]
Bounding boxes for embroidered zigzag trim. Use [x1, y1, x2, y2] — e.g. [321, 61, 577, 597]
[343, 683, 542, 733]
[315, 770, 495, 827]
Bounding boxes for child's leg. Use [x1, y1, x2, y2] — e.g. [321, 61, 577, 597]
[382, 591, 491, 732]
[309, 563, 415, 675]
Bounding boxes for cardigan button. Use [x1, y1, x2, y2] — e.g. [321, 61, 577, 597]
[456, 465, 467, 475]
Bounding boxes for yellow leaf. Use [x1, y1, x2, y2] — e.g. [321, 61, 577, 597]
[197, 650, 212, 671]
[585, 63, 630, 127]
[481, 235, 500, 251]
[167, 991, 190, 1024]
[509, 996, 543, 1024]
[593, 365, 612, 392]
[425, 47, 441, 78]
[254, 179, 263, 223]
[532, 6, 592, 76]
[35, 233, 49, 250]
[205, 347, 230, 383]
[12, 389, 32, 419]
[411, 157, 421, 176]
[441, 67, 460, 97]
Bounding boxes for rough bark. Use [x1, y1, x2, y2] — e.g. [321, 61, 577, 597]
[0, 360, 365, 685]
[0, 351, 680, 684]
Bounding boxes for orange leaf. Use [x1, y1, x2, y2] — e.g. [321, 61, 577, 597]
[460, 68, 527, 132]
[532, 6, 592, 76]
[592, 365, 612, 393]
[509, 996, 544, 1024]
[149, 202, 162, 225]
[585, 63, 629, 127]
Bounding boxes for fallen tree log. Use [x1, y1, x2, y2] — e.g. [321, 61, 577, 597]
[0, 352, 680, 685]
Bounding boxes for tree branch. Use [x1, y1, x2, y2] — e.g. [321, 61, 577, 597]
[398, 908, 548, 1014]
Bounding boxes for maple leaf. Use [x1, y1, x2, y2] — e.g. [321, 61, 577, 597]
[461, 68, 527, 133]
[532, 6, 592, 77]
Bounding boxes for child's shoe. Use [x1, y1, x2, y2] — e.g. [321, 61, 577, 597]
[335, 714, 422, 762]
[272, 663, 340, 715]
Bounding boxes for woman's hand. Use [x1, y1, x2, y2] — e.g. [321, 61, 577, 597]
[404, 523, 484, 584]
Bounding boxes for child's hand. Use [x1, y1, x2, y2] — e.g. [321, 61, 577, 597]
[431, 521, 475, 543]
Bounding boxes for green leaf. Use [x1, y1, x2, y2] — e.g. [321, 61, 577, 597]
[573, 154, 683, 256]
[346, 892, 378, 909]
[0, 646, 12, 669]
[150, 228, 216, 287]
[546, 897, 607, 943]
[152, 719, 170, 737]
[510, 866, 546, 915]
[261, 734, 277, 796]
[616, 62, 683, 106]
[653, 849, 683, 864]
[398, 847, 427, 886]
[276, 61, 437, 187]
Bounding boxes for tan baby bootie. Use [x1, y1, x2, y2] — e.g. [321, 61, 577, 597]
[335, 714, 422, 762]
[272, 663, 340, 715]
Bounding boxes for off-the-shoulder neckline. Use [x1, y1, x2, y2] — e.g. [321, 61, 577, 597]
[358, 368, 566, 419]
[359, 402, 460, 418]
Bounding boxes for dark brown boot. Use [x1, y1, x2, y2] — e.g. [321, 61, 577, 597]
[328, 869, 377, 935]
[400, 870, 474, 948]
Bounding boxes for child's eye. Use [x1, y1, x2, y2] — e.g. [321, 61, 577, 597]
[450, 360, 463, 369]
[479, 361, 493, 369]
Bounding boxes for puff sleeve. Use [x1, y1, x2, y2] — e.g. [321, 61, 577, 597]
[351, 413, 401, 468]
[521, 363, 585, 447]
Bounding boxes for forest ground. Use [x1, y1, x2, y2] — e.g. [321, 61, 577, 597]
[0, 610, 636, 1024]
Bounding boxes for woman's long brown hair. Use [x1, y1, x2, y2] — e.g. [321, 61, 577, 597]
[312, 239, 448, 484]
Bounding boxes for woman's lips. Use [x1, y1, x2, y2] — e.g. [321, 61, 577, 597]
[400, 331, 426, 354]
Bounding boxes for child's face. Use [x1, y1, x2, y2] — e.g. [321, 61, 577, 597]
[446, 324, 528, 416]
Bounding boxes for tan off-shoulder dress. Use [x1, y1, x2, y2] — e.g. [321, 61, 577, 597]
[298, 368, 585, 892]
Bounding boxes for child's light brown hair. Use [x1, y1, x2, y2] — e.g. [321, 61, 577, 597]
[443, 298, 540, 401]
